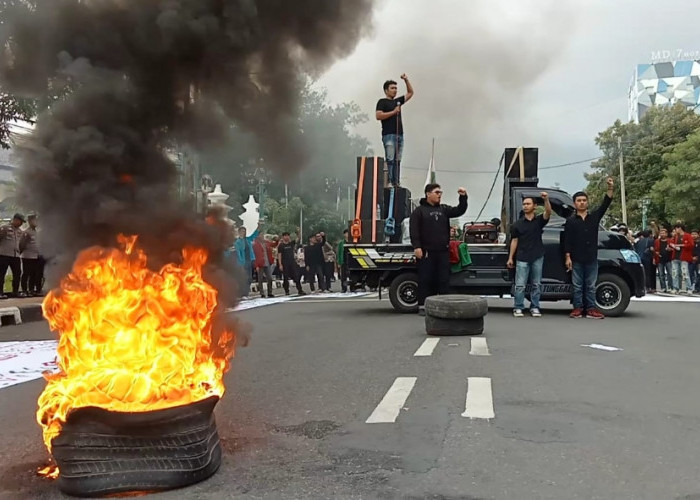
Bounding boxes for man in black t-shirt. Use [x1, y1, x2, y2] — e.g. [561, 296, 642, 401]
[277, 231, 306, 296]
[507, 192, 552, 317]
[376, 74, 414, 187]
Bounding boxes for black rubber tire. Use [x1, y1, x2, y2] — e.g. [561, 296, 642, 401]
[389, 272, 419, 313]
[51, 396, 222, 498]
[596, 273, 631, 317]
[424, 295, 488, 319]
[425, 315, 484, 336]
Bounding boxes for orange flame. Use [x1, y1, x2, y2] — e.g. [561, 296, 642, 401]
[36, 235, 234, 458]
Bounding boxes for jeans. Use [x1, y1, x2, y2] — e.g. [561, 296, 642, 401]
[323, 262, 335, 291]
[240, 261, 252, 297]
[281, 260, 303, 294]
[382, 134, 404, 186]
[307, 263, 325, 291]
[658, 261, 673, 291]
[691, 262, 699, 292]
[257, 265, 273, 297]
[513, 257, 544, 310]
[672, 260, 692, 291]
[572, 260, 598, 310]
[417, 250, 450, 306]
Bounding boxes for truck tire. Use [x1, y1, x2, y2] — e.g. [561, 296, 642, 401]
[389, 273, 419, 313]
[425, 315, 484, 336]
[424, 295, 488, 319]
[596, 273, 631, 317]
[51, 396, 221, 498]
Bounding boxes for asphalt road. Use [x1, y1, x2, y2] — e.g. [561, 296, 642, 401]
[1, 295, 700, 499]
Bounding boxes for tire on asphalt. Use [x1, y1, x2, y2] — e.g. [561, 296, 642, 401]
[425, 315, 484, 336]
[389, 272, 419, 313]
[595, 273, 631, 317]
[51, 396, 222, 498]
[424, 295, 488, 319]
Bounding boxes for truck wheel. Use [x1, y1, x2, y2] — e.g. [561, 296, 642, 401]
[389, 273, 419, 313]
[425, 295, 488, 319]
[596, 273, 631, 317]
[425, 315, 484, 336]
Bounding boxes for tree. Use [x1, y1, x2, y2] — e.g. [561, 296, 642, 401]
[585, 104, 700, 227]
[0, 91, 35, 149]
[651, 128, 700, 228]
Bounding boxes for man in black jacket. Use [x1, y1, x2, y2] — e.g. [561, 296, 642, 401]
[410, 183, 468, 314]
[304, 233, 327, 293]
[564, 177, 614, 319]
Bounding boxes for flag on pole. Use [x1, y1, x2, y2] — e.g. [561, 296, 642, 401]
[424, 138, 436, 186]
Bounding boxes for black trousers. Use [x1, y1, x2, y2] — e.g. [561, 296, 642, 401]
[340, 262, 348, 292]
[417, 250, 450, 306]
[307, 263, 325, 291]
[323, 262, 335, 291]
[21, 258, 43, 293]
[281, 260, 302, 293]
[0, 256, 21, 295]
[643, 261, 656, 290]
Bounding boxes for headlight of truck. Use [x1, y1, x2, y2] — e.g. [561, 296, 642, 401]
[620, 249, 641, 263]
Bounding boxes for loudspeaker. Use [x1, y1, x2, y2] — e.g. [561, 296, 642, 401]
[349, 219, 387, 244]
[355, 157, 385, 221]
[383, 187, 412, 223]
[504, 148, 538, 179]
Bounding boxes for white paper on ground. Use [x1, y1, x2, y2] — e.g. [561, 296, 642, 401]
[581, 343, 623, 352]
[0, 340, 59, 389]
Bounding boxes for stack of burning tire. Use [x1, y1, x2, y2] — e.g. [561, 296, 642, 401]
[424, 295, 488, 336]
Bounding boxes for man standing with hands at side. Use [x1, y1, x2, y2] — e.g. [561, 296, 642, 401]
[376, 74, 414, 188]
[507, 192, 552, 318]
[410, 184, 468, 315]
[564, 177, 614, 319]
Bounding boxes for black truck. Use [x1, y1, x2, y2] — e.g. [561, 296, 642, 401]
[346, 177, 646, 317]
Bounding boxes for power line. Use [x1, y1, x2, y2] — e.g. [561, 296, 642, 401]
[401, 155, 602, 175]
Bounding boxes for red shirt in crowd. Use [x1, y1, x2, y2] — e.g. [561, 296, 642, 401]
[672, 233, 695, 262]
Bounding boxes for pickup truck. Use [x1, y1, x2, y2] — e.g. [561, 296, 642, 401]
[346, 178, 646, 317]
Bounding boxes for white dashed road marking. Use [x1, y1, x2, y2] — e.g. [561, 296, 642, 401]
[414, 338, 440, 357]
[469, 337, 490, 356]
[366, 377, 417, 424]
[462, 377, 495, 419]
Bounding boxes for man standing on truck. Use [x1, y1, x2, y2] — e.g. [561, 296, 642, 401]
[564, 177, 614, 319]
[376, 74, 414, 187]
[507, 192, 552, 318]
[410, 183, 468, 315]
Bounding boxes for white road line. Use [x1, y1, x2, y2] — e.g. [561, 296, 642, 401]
[461, 377, 495, 419]
[469, 337, 490, 356]
[414, 338, 440, 357]
[366, 377, 417, 424]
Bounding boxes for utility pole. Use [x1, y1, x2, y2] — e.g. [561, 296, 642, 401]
[641, 198, 650, 229]
[618, 136, 628, 225]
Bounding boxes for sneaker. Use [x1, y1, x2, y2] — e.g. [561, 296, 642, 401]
[586, 309, 605, 320]
[513, 309, 524, 317]
[570, 308, 584, 319]
[284, 290, 290, 296]
[267, 293, 274, 298]
[297, 290, 307, 296]
[530, 308, 542, 318]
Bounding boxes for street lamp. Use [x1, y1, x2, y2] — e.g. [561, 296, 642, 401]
[641, 197, 651, 229]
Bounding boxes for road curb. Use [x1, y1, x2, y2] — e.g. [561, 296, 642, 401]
[0, 303, 44, 327]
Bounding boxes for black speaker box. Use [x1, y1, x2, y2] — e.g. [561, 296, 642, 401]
[504, 148, 538, 179]
[355, 157, 385, 221]
[349, 219, 388, 244]
[383, 187, 412, 222]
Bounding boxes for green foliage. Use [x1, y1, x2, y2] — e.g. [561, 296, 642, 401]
[0, 91, 35, 149]
[652, 128, 700, 228]
[261, 196, 347, 245]
[586, 104, 700, 227]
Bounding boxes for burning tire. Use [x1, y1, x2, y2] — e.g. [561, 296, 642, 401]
[425, 315, 484, 336]
[51, 396, 221, 498]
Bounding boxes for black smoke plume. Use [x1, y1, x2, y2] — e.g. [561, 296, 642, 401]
[0, 0, 374, 275]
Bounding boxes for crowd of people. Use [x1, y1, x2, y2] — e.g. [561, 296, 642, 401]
[614, 222, 700, 295]
[0, 213, 45, 299]
[217, 214, 352, 300]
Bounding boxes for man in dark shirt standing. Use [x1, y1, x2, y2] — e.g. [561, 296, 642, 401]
[564, 177, 614, 319]
[376, 74, 414, 187]
[277, 230, 306, 296]
[410, 183, 468, 315]
[507, 192, 552, 318]
[304, 233, 327, 293]
[653, 227, 673, 293]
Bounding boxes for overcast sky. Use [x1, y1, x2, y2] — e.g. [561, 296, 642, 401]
[315, 0, 699, 220]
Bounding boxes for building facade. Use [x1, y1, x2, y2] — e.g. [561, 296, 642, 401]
[629, 60, 700, 122]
